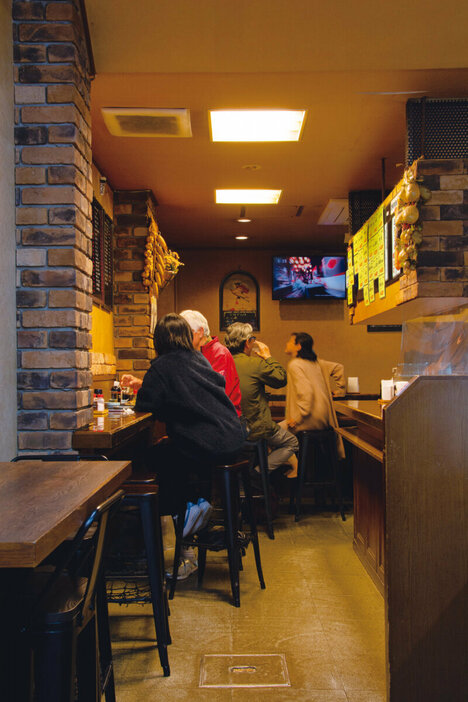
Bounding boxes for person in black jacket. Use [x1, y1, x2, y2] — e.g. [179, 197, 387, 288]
[135, 313, 246, 516]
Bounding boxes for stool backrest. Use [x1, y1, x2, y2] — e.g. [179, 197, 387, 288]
[27, 489, 124, 628]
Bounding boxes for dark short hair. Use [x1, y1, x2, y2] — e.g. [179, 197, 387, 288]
[292, 332, 317, 362]
[153, 313, 194, 355]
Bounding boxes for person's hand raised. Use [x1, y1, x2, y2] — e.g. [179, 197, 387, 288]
[251, 340, 271, 360]
[121, 373, 143, 391]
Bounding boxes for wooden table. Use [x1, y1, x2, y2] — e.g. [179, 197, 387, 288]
[0, 460, 131, 568]
[0, 459, 131, 700]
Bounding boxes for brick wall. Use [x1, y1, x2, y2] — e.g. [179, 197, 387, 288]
[399, 158, 468, 303]
[14, 0, 94, 451]
[113, 191, 157, 378]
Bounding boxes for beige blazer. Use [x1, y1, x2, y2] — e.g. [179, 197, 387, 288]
[285, 357, 345, 459]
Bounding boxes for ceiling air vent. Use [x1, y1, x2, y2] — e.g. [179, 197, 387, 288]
[317, 199, 348, 225]
[101, 108, 192, 138]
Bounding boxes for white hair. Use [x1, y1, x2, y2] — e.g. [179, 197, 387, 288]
[179, 309, 210, 337]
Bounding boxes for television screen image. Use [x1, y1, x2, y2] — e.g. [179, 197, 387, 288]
[272, 255, 347, 300]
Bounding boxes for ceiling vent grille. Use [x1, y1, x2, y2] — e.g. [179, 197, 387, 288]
[101, 108, 192, 138]
[317, 199, 348, 225]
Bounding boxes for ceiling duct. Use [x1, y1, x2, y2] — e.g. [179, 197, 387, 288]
[101, 107, 192, 137]
[318, 199, 348, 225]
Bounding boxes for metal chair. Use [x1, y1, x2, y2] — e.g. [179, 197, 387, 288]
[108, 479, 171, 676]
[169, 459, 266, 607]
[19, 490, 124, 702]
[289, 428, 346, 522]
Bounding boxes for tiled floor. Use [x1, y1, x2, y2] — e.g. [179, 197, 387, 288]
[109, 508, 386, 701]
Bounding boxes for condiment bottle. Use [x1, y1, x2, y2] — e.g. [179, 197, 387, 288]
[111, 380, 121, 403]
[93, 388, 99, 414]
[95, 389, 106, 416]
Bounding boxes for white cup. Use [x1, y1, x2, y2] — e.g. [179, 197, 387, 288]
[347, 377, 359, 393]
[381, 380, 394, 401]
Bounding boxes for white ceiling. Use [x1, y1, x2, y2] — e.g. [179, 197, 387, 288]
[87, 0, 468, 250]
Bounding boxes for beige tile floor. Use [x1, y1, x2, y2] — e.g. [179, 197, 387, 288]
[109, 510, 386, 701]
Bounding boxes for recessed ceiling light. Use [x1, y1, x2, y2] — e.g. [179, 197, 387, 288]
[210, 110, 306, 142]
[237, 217, 252, 223]
[216, 189, 282, 204]
[235, 236, 249, 240]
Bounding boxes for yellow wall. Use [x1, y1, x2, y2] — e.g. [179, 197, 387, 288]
[175, 248, 402, 394]
[91, 304, 115, 358]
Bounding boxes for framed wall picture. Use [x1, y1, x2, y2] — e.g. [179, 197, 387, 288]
[219, 270, 260, 331]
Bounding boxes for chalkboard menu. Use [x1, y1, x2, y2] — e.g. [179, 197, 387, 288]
[92, 198, 113, 309]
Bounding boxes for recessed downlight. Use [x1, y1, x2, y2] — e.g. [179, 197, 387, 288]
[235, 236, 249, 240]
[237, 217, 252, 223]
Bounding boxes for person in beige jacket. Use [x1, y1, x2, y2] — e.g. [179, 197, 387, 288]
[279, 332, 345, 476]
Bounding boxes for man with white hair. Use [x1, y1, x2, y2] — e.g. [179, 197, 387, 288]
[180, 309, 242, 416]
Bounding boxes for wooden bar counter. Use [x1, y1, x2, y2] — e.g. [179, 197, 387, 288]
[334, 400, 385, 594]
[72, 412, 159, 474]
[338, 379, 468, 702]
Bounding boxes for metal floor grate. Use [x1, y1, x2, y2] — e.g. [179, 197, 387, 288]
[199, 654, 290, 688]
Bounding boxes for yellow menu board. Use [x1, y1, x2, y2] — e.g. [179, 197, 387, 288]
[347, 178, 404, 309]
[367, 204, 385, 303]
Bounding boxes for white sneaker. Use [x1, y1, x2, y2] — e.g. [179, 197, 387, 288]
[166, 558, 198, 581]
[183, 502, 202, 537]
[191, 498, 213, 533]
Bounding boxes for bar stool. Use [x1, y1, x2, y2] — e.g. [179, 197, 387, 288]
[289, 428, 346, 522]
[13, 455, 171, 677]
[243, 439, 275, 539]
[169, 459, 266, 607]
[108, 478, 171, 677]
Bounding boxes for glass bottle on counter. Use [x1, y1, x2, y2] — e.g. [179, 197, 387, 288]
[111, 380, 122, 403]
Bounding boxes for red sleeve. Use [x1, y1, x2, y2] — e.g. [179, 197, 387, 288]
[205, 346, 242, 417]
[222, 355, 242, 417]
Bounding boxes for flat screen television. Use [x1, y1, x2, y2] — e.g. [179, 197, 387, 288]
[272, 255, 347, 300]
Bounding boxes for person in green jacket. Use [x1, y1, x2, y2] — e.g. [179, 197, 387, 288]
[224, 322, 299, 474]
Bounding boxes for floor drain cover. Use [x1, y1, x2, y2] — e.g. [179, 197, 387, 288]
[199, 653, 290, 688]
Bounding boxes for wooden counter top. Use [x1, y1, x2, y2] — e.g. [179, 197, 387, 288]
[333, 399, 384, 430]
[72, 411, 153, 450]
[334, 400, 385, 463]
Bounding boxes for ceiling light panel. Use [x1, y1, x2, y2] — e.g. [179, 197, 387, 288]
[216, 189, 282, 204]
[210, 110, 306, 142]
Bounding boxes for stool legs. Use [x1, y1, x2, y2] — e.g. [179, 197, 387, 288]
[138, 495, 171, 676]
[290, 430, 346, 522]
[96, 576, 116, 702]
[293, 433, 310, 522]
[221, 468, 241, 606]
[33, 623, 77, 702]
[168, 506, 185, 601]
[240, 464, 266, 591]
[256, 439, 275, 540]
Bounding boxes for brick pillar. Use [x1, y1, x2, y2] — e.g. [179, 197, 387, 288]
[399, 159, 468, 301]
[14, 0, 94, 451]
[113, 191, 157, 378]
